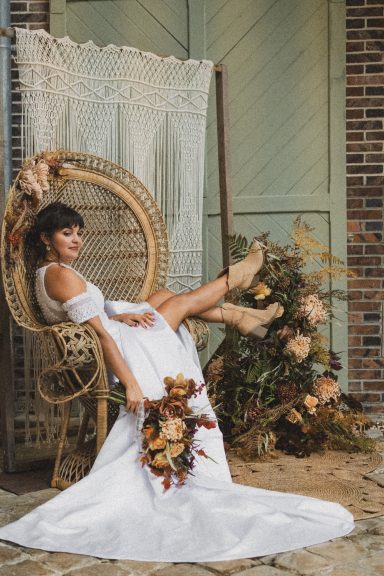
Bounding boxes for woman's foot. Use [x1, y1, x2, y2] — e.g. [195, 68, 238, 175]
[221, 302, 284, 338]
[217, 239, 264, 291]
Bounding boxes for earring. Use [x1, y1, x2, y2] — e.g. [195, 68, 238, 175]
[46, 245, 51, 252]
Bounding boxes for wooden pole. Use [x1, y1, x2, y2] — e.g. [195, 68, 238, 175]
[215, 64, 234, 269]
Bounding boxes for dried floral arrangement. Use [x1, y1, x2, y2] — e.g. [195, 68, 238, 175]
[4, 151, 62, 265]
[205, 218, 376, 458]
[110, 374, 217, 490]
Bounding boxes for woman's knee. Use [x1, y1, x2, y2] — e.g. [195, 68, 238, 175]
[146, 288, 175, 309]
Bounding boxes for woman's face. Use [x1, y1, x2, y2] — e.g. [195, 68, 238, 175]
[43, 225, 84, 263]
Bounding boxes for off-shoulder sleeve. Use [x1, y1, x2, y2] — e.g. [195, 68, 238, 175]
[62, 292, 99, 324]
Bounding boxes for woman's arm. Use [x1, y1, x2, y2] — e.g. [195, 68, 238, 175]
[45, 266, 143, 413]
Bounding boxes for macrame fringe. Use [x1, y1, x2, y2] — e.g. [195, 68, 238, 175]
[15, 27, 212, 447]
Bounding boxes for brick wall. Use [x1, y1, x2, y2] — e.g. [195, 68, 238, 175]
[346, 0, 384, 421]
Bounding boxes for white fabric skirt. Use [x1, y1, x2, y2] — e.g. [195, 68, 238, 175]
[0, 302, 354, 561]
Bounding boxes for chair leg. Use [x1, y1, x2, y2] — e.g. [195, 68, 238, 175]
[96, 397, 108, 454]
[51, 401, 71, 489]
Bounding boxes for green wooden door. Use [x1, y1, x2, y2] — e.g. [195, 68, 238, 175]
[51, 0, 347, 385]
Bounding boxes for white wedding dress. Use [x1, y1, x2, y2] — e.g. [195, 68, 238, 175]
[0, 264, 354, 562]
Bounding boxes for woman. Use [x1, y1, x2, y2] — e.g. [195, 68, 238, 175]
[0, 203, 354, 562]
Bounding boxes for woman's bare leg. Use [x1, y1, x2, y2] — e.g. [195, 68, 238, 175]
[157, 276, 228, 331]
[147, 288, 223, 324]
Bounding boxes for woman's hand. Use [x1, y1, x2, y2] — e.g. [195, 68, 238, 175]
[110, 312, 155, 328]
[123, 376, 144, 413]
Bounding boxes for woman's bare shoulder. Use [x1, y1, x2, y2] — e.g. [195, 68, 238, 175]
[44, 264, 87, 303]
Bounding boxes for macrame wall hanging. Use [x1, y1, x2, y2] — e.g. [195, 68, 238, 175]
[14, 28, 213, 446]
[15, 27, 213, 293]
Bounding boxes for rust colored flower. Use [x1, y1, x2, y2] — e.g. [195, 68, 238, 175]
[148, 436, 167, 450]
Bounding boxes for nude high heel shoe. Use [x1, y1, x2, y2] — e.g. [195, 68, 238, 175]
[217, 239, 264, 291]
[221, 302, 284, 338]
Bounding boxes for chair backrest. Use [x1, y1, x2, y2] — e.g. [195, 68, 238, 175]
[1, 151, 169, 330]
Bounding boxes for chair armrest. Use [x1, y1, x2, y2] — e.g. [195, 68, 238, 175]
[183, 317, 210, 351]
[37, 321, 108, 404]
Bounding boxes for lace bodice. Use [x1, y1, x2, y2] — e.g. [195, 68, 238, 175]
[35, 263, 106, 325]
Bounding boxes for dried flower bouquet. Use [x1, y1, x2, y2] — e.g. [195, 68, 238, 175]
[205, 218, 376, 458]
[110, 374, 216, 490]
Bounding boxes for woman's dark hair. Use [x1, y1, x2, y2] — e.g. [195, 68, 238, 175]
[26, 202, 84, 263]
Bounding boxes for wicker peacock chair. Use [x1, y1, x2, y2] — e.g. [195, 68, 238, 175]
[1, 150, 209, 490]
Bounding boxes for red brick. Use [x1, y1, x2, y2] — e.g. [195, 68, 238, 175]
[347, 18, 366, 29]
[347, 143, 382, 152]
[366, 175, 384, 185]
[346, 86, 365, 96]
[347, 52, 383, 64]
[347, 209, 383, 219]
[347, 177, 365, 187]
[348, 30, 384, 40]
[366, 107, 384, 117]
[366, 131, 384, 140]
[348, 74, 384, 86]
[348, 382, 362, 392]
[353, 232, 381, 243]
[349, 359, 363, 369]
[366, 244, 384, 254]
[348, 186, 383, 199]
[347, 64, 365, 75]
[349, 312, 364, 323]
[347, 153, 365, 163]
[366, 153, 384, 162]
[347, 7, 383, 17]
[348, 256, 382, 266]
[347, 98, 384, 107]
[367, 18, 384, 27]
[349, 369, 382, 379]
[348, 336, 362, 347]
[362, 358, 384, 369]
[348, 278, 381, 288]
[346, 109, 364, 119]
[346, 41, 365, 52]
[348, 324, 380, 334]
[346, 132, 364, 142]
[363, 382, 384, 391]
[349, 301, 381, 311]
[349, 346, 380, 356]
[347, 244, 364, 255]
[366, 40, 384, 51]
[347, 198, 364, 208]
[364, 290, 384, 299]
[347, 165, 383, 174]
[347, 288, 363, 299]
[366, 267, 384, 277]
[347, 120, 382, 130]
[347, 221, 363, 233]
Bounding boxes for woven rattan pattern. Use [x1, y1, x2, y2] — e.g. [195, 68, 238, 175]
[1, 151, 209, 489]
